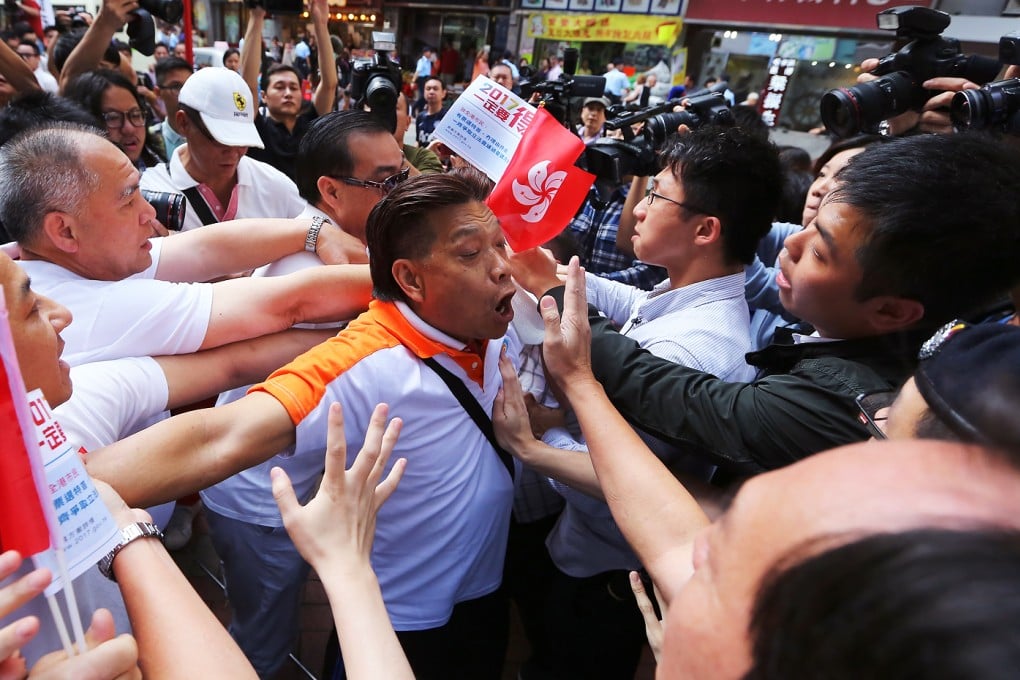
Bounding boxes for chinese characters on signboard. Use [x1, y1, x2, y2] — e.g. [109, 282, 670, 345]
[760, 57, 796, 128]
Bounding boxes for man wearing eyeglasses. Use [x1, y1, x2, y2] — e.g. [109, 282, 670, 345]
[199, 110, 407, 674]
[140, 66, 308, 232]
[152, 55, 193, 158]
[15, 39, 56, 92]
[507, 125, 781, 679]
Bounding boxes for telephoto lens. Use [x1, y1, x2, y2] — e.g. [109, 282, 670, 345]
[142, 190, 187, 232]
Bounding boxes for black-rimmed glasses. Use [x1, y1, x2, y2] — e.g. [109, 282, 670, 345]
[334, 167, 410, 195]
[102, 108, 146, 129]
[646, 190, 709, 215]
[856, 390, 896, 440]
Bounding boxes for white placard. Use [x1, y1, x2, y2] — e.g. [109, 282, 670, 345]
[433, 76, 538, 182]
[26, 391, 120, 596]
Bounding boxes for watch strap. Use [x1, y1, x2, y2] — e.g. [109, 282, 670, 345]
[98, 522, 163, 582]
[304, 215, 329, 253]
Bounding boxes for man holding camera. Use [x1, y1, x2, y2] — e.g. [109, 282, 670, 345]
[240, 0, 336, 181]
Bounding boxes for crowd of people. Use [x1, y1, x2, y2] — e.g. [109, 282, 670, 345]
[1, 2, 1020, 679]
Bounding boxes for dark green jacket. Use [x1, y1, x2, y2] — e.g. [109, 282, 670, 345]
[550, 287, 930, 475]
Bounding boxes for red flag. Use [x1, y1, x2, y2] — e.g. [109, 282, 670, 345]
[487, 107, 594, 252]
[0, 299, 53, 557]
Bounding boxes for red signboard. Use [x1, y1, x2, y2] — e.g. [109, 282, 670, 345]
[684, 0, 932, 31]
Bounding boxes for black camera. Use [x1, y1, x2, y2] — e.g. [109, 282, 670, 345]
[519, 48, 606, 127]
[582, 90, 733, 182]
[951, 32, 1020, 135]
[125, 0, 182, 57]
[142, 190, 187, 232]
[350, 31, 402, 134]
[820, 6, 1001, 138]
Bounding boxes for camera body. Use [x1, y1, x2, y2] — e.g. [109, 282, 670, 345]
[951, 32, 1020, 135]
[350, 32, 402, 133]
[125, 0, 182, 57]
[820, 6, 1000, 137]
[519, 47, 606, 126]
[582, 91, 733, 182]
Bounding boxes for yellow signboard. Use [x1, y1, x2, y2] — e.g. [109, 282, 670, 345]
[526, 13, 681, 46]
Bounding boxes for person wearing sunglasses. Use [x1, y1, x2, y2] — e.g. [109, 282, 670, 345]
[64, 69, 165, 171]
[139, 66, 309, 232]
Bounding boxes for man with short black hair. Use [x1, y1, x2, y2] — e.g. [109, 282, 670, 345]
[15, 38, 55, 91]
[153, 55, 192, 158]
[535, 132, 1020, 474]
[240, 0, 336, 180]
[415, 76, 446, 147]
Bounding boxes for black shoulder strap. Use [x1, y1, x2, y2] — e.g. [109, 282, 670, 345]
[422, 356, 515, 482]
[165, 162, 218, 226]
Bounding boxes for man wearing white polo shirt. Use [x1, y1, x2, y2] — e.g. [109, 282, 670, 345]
[141, 67, 307, 231]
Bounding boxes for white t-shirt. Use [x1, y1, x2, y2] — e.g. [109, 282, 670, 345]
[18, 239, 213, 367]
[140, 146, 307, 231]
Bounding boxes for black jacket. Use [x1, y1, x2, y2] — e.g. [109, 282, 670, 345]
[550, 288, 931, 475]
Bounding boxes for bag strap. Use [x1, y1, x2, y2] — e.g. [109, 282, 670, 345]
[422, 356, 515, 482]
[165, 162, 218, 226]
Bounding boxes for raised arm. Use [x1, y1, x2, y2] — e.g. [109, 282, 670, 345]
[0, 40, 41, 96]
[539, 258, 707, 603]
[273, 403, 412, 680]
[198, 264, 371, 350]
[154, 217, 367, 282]
[86, 391, 296, 508]
[309, 0, 336, 116]
[95, 482, 257, 679]
[58, 0, 137, 91]
[614, 175, 646, 258]
[156, 327, 335, 410]
[239, 5, 265, 106]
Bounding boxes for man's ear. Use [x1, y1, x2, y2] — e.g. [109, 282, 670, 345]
[693, 215, 722, 247]
[392, 258, 425, 303]
[317, 175, 342, 211]
[40, 211, 80, 254]
[866, 296, 925, 334]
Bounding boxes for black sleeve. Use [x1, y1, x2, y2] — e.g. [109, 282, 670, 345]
[544, 287, 870, 473]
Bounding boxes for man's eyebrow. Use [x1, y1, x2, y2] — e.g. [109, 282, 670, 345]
[815, 220, 838, 257]
[118, 183, 141, 201]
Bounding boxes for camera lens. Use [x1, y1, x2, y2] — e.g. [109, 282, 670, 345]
[820, 71, 917, 138]
[141, 190, 187, 232]
[951, 79, 1020, 132]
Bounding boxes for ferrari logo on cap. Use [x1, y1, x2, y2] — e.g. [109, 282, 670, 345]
[233, 91, 247, 111]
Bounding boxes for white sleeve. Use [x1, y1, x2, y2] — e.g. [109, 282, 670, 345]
[56, 358, 170, 451]
[586, 273, 643, 326]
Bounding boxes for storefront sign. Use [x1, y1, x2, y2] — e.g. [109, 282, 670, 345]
[760, 56, 796, 127]
[526, 13, 681, 45]
[684, 0, 927, 31]
[522, 0, 683, 15]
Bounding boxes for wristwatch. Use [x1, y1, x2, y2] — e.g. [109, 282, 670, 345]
[98, 522, 164, 582]
[304, 215, 331, 253]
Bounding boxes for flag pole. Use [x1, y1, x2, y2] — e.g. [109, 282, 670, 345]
[54, 547, 86, 653]
[44, 593, 74, 657]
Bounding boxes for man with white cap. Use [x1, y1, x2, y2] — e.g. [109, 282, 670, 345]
[141, 66, 307, 231]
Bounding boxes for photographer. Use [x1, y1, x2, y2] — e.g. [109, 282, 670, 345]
[240, 0, 336, 180]
[55, 0, 138, 92]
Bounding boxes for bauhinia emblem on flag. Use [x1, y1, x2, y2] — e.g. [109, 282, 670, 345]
[487, 107, 595, 252]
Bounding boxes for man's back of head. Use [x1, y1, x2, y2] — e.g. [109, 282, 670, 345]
[831, 132, 1020, 326]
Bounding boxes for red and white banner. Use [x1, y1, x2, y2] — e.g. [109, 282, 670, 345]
[486, 108, 595, 252]
[684, 0, 925, 31]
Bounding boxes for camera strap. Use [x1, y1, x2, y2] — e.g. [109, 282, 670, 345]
[164, 163, 218, 226]
[422, 356, 516, 483]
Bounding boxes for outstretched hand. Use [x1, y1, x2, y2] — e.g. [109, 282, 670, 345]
[273, 403, 405, 574]
[0, 551, 49, 680]
[540, 257, 595, 394]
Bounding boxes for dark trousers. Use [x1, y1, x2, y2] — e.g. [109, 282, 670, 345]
[396, 588, 509, 680]
[327, 588, 509, 680]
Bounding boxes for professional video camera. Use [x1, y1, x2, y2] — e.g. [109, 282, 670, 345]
[350, 31, 402, 133]
[581, 88, 733, 183]
[820, 6, 1001, 138]
[951, 32, 1020, 135]
[125, 0, 183, 56]
[519, 48, 606, 127]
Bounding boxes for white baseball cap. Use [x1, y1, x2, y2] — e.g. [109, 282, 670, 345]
[178, 67, 264, 149]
